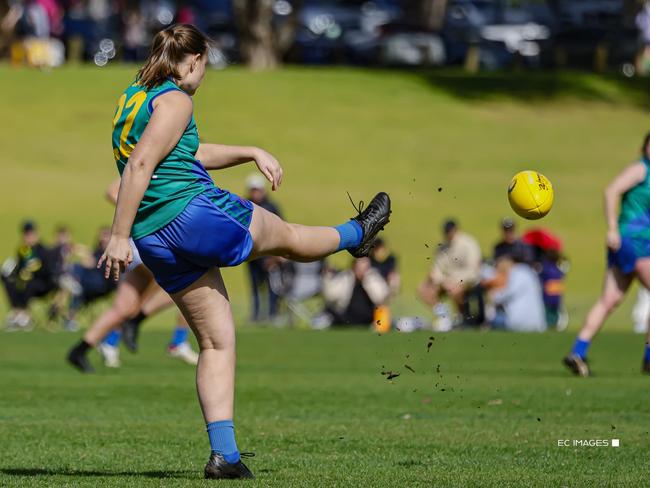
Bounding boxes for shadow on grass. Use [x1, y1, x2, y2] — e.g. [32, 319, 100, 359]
[1, 467, 193, 479]
[414, 70, 650, 107]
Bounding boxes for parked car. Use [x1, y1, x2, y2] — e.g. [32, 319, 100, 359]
[281, 0, 401, 64]
[443, 0, 557, 69]
[549, 0, 636, 71]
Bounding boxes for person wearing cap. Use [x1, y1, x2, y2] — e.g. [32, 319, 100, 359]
[493, 218, 534, 264]
[245, 174, 282, 322]
[1, 220, 59, 330]
[417, 219, 482, 329]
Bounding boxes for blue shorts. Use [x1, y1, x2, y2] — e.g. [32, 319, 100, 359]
[135, 188, 254, 293]
[607, 237, 650, 275]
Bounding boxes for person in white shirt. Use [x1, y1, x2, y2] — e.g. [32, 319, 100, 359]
[490, 257, 546, 332]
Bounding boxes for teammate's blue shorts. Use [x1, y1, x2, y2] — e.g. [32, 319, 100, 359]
[607, 236, 650, 275]
[134, 187, 254, 293]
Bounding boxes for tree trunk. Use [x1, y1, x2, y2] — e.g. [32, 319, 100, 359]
[404, 0, 448, 31]
[233, 0, 279, 70]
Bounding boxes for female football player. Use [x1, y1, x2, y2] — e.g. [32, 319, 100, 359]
[564, 133, 650, 376]
[67, 179, 197, 372]
[99, 24, 390, 479]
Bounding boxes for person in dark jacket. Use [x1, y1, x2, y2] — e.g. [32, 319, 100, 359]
[245, 174, 283, 322]
[2, 220, 59, 330]
[493, 218, 534, 264]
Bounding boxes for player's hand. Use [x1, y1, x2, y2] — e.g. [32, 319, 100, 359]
[606, 228, 621, 251]
[97, 235, 133, 282]
[253, 148, 283, 191]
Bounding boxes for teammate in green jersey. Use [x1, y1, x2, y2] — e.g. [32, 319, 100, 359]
[564, 133, 650, 376]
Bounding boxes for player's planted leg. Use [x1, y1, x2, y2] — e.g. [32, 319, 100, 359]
[171, 268, 254, 479]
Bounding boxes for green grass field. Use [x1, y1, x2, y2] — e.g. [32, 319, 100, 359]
[1, 328, 648, 487]
[3, 64, 650, 323]
[2, 65, 650, 486]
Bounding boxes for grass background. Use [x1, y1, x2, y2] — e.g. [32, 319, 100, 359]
[1, 328, 648, 487]
[3, 65, 650, 325]
[2, 65, 650, 486]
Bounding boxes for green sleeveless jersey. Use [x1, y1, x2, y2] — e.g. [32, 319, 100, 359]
[111, 79, 212, 240]
[619, 158, 650, 241]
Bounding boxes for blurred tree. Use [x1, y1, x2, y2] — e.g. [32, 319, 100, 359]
[233, 0, 300, 70]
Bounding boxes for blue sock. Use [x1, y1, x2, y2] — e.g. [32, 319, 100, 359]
[207, 420, 240, 463]
[169, 326, 188, 347]
[645, 344, 650, 363]
[334, 220, 363, 251]
[104, 330, 121, 347]
[571, 338, 590, 359]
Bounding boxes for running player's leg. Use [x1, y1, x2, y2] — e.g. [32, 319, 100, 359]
[67, 265, 153, 372]
[167, 312, 199, 365]
[630, 258, 650, 372]
[170, 268, 252, 478]
[578, 267, 632, 341]
[84, 265, 153, 344]
[564, 267, 632, 376]
[248, 192, 390, 261]
[122, 284, 175, 352]
[644, 324, 650, 373]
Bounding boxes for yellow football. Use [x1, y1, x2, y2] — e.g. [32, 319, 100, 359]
[507, 170, 554, 220]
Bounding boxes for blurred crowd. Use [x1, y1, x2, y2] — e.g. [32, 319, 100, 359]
[3, 173, 575, 335]
[2, 0, 650, 73]
[416, 217, 568, 333]
[1, 220, 117, 331]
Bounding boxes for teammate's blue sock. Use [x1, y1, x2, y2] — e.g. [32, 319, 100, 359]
[207, 420, 240, 463]
[104, 330, 121, 347]
[169, 326, 188, 347]
[571, 338, 590, 359]
[644, 344, 650, 363]
[335, 220, 363, 251]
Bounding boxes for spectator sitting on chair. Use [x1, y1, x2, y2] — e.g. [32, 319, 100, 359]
[369, 238, 400, 297]
[417, 219, 482, 328]
[316, 258, 390, 328]
[245, 174, 283, 322]
[1, 220, 59, 331]
[493, 217, 534, 264]
[489, 255, 546, 332]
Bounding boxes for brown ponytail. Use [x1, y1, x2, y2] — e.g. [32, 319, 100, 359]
[138, 24, 210, 90]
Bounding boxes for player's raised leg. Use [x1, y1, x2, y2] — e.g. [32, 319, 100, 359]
[248, 192, 391, 261]
[170, 268, 253, 479]
[563, 267, 632, 376]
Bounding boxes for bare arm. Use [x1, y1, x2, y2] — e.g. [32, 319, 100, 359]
[604, 162, 646, 250]
[99, 91, 193, 280]
[196, 143, 283, 191]
[105, 178, 120, 205]
[196, 144, 260, 169]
